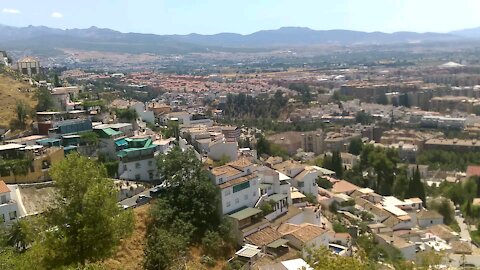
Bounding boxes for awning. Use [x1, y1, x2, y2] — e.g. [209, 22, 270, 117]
[267, 238, 289, 248]
[115, 138, 128, 147]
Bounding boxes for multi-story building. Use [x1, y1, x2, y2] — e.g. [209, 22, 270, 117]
[0, 144, 64, 184]
[117, 137, 159, 182]
[0, 181, 18, 225]
[209, 158, 260, 215]
[301, 129, 324, 154]
[16, 56, 40, 77]
[424, 138, 480, 152]
[272, 161, 319, 196]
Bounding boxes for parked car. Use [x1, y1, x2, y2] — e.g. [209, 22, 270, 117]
[135, 195, 152, 207]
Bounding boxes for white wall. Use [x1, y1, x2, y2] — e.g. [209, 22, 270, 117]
[220, 178, 260, 214]
[118, 158, 158, 182]
[208, 141, 238, 162]
[0, 191, 18, 225]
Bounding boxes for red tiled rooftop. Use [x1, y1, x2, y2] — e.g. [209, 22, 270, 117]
[0, 180, 10, 194]
[467, 165, 480, 178]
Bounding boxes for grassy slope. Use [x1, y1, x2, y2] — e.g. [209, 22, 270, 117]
[102, 204, 229, 270]
[0, 74, 37, 128]
[102, 205, 149, 270]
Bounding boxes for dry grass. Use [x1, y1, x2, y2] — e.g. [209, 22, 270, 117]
[103, 205, 150, 270]
[0, 74, 37, 128]
[102, 203, 231, 270]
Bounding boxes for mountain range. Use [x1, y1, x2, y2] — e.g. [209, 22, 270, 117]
[1, 24, 480, 55]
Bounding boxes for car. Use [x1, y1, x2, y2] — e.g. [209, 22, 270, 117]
[135, 194, 152, 206]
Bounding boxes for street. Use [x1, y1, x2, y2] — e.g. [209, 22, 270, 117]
[119, 188, 153, 208]
[456, 215, 472, 242]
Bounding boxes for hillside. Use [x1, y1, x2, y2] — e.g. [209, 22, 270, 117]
[0, 74, 37, 129]
[0, 24, 464, 56]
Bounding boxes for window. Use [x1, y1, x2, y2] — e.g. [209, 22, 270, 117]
[135, 174, 141, 181]
[226, 201, 231, 208]
[253, 191, 257, 197]
[149, 172, 154, 180]
[298, 182, 304, 188]
[0, 195, 6, 204]
[123, 165, 127, 171]
[224, 189, 231, 196]
[135, 163, 141, 169]
[235, 198, 239, 204]
[247, 169, 251, 174]
[9, 211, 16, 221]
[233, 181, 250, 193]
[148, 160, 153, 166]
[313, 182, 316, 186]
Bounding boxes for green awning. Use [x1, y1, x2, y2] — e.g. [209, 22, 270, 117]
[268, 193, 288, 202]
[115, 138, 128, 147]
[267, 238, 289, 248]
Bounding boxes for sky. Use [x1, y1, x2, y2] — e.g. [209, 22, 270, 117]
[1, 0, 480, 35]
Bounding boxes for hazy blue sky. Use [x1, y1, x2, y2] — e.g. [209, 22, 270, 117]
[1, 0, 479, 34]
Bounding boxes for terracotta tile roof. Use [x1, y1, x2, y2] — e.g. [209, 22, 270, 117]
[417, 209, 443, 220]
[331, 180, 360, 194]
[425, 224, 458, 242]
[218, 173, 257, 190]
[211, 165, 242, 177]
[288, 224, 326, 243]
[467, 165, 480, 178]
[0, 180, 10, 194]
[277, 223, 301, 235]
[227, 158, 253, 169]
[245, 227, 282, 246]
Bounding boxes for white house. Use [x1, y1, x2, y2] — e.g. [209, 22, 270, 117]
[417, 209, 444, 228]
[0, 181, 19, 225]
[131, 102, 155, 124]
[209, 158, 260, 215]
[208, 138, 238, 162]
[273, 161, 319, 196]
[278, 223, 329, 255]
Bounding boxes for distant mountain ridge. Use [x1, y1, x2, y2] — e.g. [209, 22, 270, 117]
[0, 24, 477, 55]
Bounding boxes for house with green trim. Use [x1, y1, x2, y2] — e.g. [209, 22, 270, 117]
[117, 137, 159, 182]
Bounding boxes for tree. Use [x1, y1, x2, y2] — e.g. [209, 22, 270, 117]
[392, 167, 409, 199]
[145, 148, 224, 269]
[256, 134, 271, 157]
[35, 87, 57, 112]
[54, 74, 61, 87]
[355, 111, 373, 125]
[304, 247, 368, 270]
[43, 153, 134, 267]
[15, 101, 30, 128]
[317, 177, 333, 189]
[144, 228, 187, 270]
[428, 198, 455, 225]
[406, 165, 426, 204]
[348, 138, 363, 155]
[331, 151, 344, 179]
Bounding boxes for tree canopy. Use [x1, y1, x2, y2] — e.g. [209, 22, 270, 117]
[44, 153, 134, 267]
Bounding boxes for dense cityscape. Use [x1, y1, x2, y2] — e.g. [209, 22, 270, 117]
[4, 1, 480, 270]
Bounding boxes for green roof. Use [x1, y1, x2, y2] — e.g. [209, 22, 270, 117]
[102, 128, 122, 137]
[268, 193, 288, 202]
[228, 207, 262, 220]
[259, 183, 272, 190]
[267, 238, 289, 248]
[115, 138, 128, 147]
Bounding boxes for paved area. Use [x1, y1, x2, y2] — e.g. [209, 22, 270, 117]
[456, 215, 471, 242]
[119, 188, 153, 208]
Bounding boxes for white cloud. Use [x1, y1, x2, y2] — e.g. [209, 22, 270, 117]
[2, 8, 21, 14]
[51, 12, 63, 18]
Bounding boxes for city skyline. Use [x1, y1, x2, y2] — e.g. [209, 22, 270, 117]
[1, 0, 480, 35]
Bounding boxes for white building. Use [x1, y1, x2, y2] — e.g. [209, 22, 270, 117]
[209, 159, 260, 215]
[0, 181, 19, 225]
[131, 102, 155, 124]
[208, 138, 238, 162]
[273, 161, 319, 196]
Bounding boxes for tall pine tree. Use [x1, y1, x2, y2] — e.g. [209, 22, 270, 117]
[406, 165, 426, 205]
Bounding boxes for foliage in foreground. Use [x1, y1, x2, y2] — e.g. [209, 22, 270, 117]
[0, 153, 134, 269]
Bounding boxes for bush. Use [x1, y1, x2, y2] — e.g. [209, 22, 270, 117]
[332, 222, 347, 233]
[201, 230, 224, 258]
